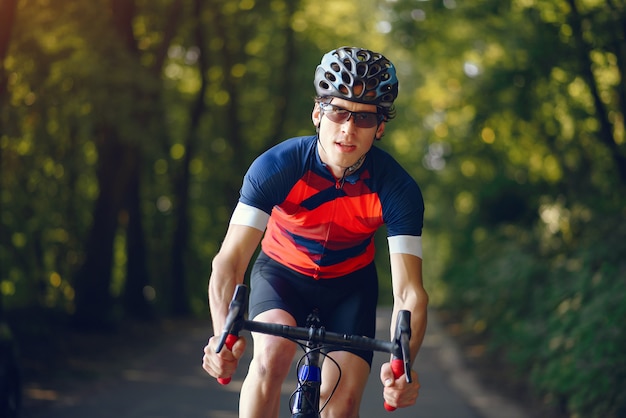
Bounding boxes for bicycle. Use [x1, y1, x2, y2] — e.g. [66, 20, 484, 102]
[214, 284, 412, 417]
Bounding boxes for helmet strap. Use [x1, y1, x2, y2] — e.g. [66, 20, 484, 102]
[346, 153, 366, 173]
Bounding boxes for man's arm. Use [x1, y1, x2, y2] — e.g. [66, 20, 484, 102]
[208, 224, 264, 336]
[203, 223, 263, 381]
[389, 252, 428, 364]
[379, 252, 428, 409]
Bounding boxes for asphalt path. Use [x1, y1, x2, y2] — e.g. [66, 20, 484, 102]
[23, 309, 528, 418]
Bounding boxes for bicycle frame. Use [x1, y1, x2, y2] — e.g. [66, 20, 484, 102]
[290, 309, 323, 417]
[215, 284, 412, 417]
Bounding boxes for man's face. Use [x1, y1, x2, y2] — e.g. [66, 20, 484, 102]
[312, 97, 386, 178]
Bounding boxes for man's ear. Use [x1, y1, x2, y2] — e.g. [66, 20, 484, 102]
[312, 103, 322, 128]
[375, 121, 386, 140]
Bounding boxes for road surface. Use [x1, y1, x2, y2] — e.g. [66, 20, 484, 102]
[22, 309, 528, 418]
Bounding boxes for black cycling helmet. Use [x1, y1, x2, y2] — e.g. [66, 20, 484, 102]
[314, 46, 399, 109]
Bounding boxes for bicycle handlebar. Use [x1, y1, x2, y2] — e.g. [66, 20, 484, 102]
[244, 320, 396, 353]
[215, 284, 412, 412]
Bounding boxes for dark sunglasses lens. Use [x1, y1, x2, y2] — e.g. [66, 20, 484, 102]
[325, 111, 350, 124]
[322, 105, 379, 128]
[354, 113, 379, 128]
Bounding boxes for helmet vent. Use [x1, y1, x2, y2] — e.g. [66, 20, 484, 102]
[368, 63, 382, 77]
[381, 93, 394, 103]
[356, 63, 368, 77]
[354, 80, 365, 96]
[366, 78, 379, 89]
[356, 50, 371, 62]
[343, 58, 353, 72]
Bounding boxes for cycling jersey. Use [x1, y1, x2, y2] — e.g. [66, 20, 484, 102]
[237, 135, 424, 279]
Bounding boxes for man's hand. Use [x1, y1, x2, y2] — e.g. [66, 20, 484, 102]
[380, 361, 420, 409]
[202, 335, 247, 382]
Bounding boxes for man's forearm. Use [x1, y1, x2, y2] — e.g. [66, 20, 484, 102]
[392, 291, 428, 365]
[208, 255, 241, 335]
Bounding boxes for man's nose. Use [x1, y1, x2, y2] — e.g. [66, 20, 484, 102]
[343, 113, 358, 131]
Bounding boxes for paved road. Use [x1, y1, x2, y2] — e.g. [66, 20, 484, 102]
[23, 309, 528, 418]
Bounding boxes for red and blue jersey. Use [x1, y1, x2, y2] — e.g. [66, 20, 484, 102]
[239, 135, 424, 279]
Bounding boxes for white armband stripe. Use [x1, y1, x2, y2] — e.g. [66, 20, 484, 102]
[388, 235, 422, 258]
[229, 202, 270, 231]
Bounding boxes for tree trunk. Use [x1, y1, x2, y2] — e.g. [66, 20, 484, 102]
[267, 0, 298, 148]
[567, 0, 626, 184]
[122, 147, 155, 319]
[0, 0, 19, 314]
[73, 131, 134, 329]
[0, 0, 19, 99]
[72, 0, 145, 328]
[170, 0, 208, 316]
[170, 151, 192, 316]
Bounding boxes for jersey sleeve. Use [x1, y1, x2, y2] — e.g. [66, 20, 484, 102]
[384, 180, 424, 237]
[238, 136, 311, 214]
[376, 153, 425, 238]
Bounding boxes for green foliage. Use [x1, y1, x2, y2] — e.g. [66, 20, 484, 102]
[0, 0, 395, 317]
[380, 0, 626, 416]
[442, 213, 626, 418]
[531, 220, 626, 418]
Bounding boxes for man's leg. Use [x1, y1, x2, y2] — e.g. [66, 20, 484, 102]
[320, 351, 370, 418]
[239, 309, 297, 418]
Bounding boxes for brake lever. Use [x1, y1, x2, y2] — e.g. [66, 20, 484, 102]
[399, 331, 412, 383]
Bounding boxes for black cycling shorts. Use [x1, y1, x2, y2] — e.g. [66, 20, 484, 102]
[248, 251, 379, 367]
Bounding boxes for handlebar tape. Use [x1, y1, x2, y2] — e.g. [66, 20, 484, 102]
[216, 334, 238, 385]
[383, 358, 405, 411]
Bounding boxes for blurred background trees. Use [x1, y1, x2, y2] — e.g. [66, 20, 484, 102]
[1, 0, 624, 416]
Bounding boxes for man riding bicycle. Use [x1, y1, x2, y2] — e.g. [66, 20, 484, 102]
[202, 46, 427, 417]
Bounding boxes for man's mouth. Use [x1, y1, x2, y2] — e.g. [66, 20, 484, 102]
[335, 142, 356, 152]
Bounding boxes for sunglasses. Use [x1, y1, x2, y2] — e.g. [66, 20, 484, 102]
[319, 103, 384, 128]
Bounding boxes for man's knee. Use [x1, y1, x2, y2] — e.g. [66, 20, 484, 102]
[320, 378, 363, 417]
[250, 336, 296, 380]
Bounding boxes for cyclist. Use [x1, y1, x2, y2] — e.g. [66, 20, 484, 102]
[203, 46, 427, 417]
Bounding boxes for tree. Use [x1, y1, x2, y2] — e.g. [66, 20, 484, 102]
[0, 0, 20, 314]
[74, 0, 181, 326]
[168, 0, 206, 316]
